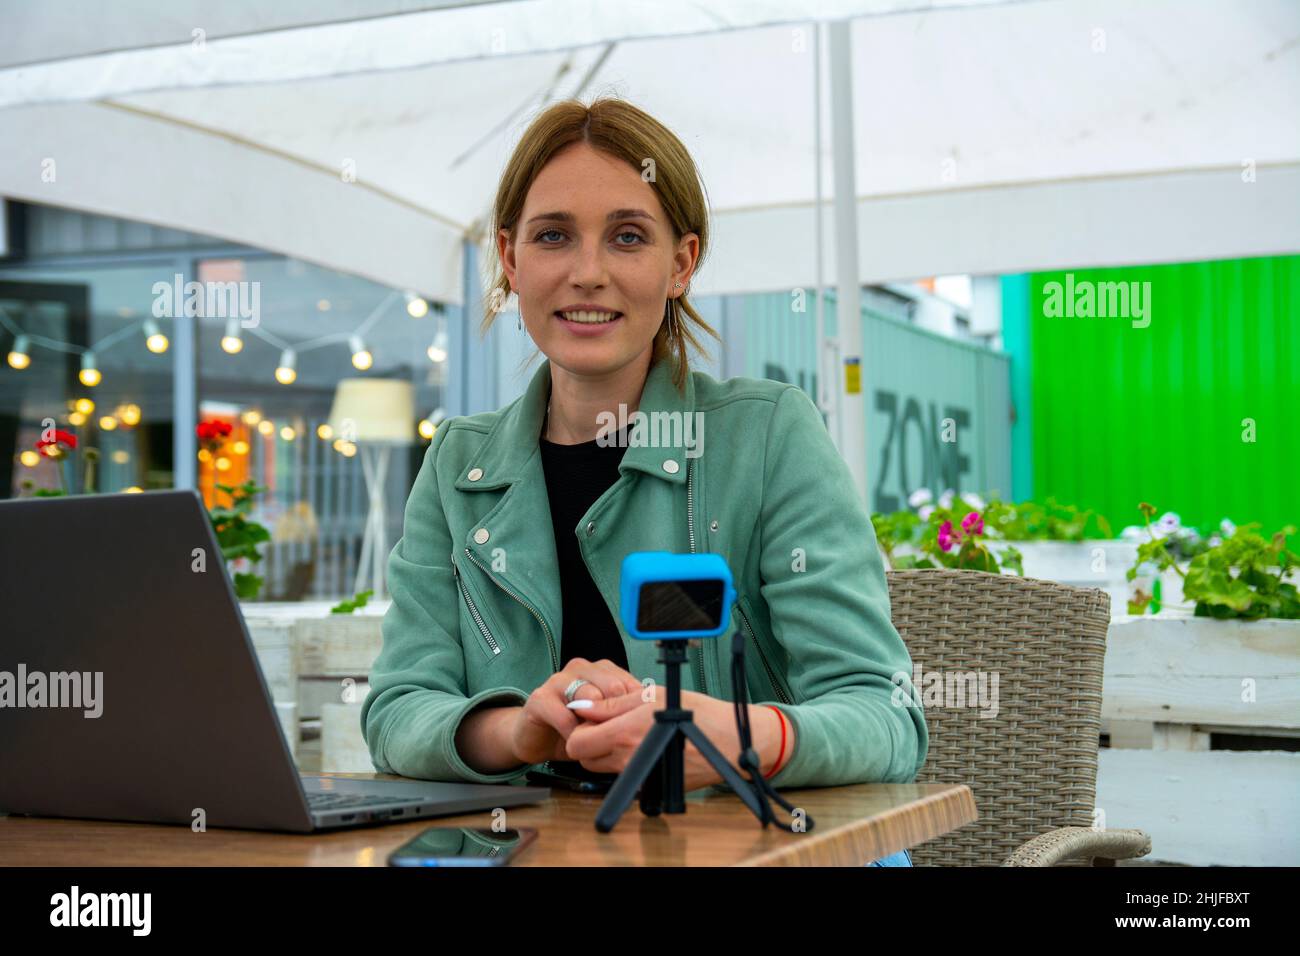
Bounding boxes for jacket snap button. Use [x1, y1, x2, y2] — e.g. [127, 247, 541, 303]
[467, 467, 483, 481]
[586, 521, 596, 536]
[474, 528, 490, 544]
[662, 459, 679, 474]
[710, 519, 719, 532]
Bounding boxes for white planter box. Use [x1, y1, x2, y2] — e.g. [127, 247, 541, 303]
[1098, 612, 1300, 865]
[240, 599, 389, 765]
[1011, 540, 1189, 616]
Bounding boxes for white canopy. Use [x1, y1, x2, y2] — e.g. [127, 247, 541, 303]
[2, 0, 1298, 303]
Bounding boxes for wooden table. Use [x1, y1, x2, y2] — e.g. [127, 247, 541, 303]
[0, 773, 976, 866]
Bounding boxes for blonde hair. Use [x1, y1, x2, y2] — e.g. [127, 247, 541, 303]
[480, 97, 719, 392]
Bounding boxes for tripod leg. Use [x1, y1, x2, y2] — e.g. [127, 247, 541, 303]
[680, 721, 770, 822]
[594, 719, 678, 833]
[639, 752, 663, 817]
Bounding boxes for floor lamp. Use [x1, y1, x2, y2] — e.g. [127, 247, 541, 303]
[327, 379, 415, 600]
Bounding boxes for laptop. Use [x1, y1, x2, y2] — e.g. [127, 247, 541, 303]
[0, 489, 550, 832]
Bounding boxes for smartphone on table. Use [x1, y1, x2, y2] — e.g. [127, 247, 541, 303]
[525, 761, 617, 794]
[387, 825, 538, 866]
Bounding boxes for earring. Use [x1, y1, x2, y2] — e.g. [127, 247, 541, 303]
[518, 312, 523, 332]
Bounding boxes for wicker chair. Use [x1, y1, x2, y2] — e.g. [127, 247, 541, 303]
[886, 569, 1152, 866]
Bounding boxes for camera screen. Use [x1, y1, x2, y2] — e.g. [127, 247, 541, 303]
[636, 579, 724, 632]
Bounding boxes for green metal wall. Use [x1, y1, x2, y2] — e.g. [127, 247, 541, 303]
[1026, 256, 1298, 534]
[735, 291, 1012, 513]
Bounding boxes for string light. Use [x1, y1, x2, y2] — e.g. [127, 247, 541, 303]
[275, 348, 297, 384]
[75, 397, 95, 414]
[349, 334, 373, 371]
[317, 423, 334, 440]
[426, 329, 448, 364]
[418, 406, 446, 440]
[221, 317, 244, 354]
[79, 352, 101, 387]
[405, 292, 429, 318]
[7, 334, 30, 370]
[142, 319, 169, 354]
[3, 287, 429, 389]
[99, 415, 118, 431]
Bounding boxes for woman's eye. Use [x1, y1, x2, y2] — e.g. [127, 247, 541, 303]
[536, 229, 564, 243]
[614, 231, 645, 245]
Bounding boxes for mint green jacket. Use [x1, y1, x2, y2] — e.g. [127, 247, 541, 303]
[361, 355, 928, 789]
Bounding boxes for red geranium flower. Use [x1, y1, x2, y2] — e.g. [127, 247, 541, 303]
[196, 419, 234, 442]
[35, 429, 78, 458]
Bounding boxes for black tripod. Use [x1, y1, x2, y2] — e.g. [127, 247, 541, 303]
[594, 639, 766, 832]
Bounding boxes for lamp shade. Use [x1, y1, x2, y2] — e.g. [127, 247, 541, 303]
[327, 378, 415, 444]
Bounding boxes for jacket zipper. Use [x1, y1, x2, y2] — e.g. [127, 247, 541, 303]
[453, 560, 501, 657]
[736, 603, 793, 705]
[686, 457, 707, 694]
[463, 547, 559, 673]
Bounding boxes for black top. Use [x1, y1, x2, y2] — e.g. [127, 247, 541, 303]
[537, 418, 631, 782]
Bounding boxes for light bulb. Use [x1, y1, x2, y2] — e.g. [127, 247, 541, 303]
[143, 319, 169, 354]
[79, 352, 101, 387]
[426, 330, 448, 364]
[75, 397, 95, 415]
[221, 317, 244, 354]
[349, 335, 373, 371]
[275, 348, 297, 385]
[257, 419, 275, 436]
[120, 403, 141, 426]
[7, 334, 31, 370]
[405, 292, 429, 318]
[317, 423, 334, 440]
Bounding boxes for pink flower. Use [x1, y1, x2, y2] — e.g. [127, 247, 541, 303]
[937, 520, 955, 552]
[961, 511, 984, 536]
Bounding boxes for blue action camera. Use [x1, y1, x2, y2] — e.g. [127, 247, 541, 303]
[619, 551, 735, 640]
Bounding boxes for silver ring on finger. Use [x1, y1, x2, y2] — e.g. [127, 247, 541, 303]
[563, 678, 590, 703]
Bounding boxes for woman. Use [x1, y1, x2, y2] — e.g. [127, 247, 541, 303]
[361, 99, 927, 864]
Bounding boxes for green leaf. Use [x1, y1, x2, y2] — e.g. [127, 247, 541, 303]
[331, 589, 374, 614]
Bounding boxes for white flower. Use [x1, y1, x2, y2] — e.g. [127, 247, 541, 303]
[1220, 518, 1236, 538]
[960, 492, 986, 511]
[1120, 525, 1144, 542]
[918, 505, 935, 521]
[908, 488, 933, 508]
[1155, 512, 1181, 535]
[938, 489, 955, 510]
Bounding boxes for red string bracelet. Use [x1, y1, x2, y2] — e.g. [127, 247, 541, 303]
[762, 704, 788, 779]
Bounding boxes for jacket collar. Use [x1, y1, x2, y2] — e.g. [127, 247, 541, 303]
[454, 354, 697, 492]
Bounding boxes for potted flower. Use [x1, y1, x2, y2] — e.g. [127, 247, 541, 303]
[873, 489, 1022, 574]
[21, 428, 101, 497]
